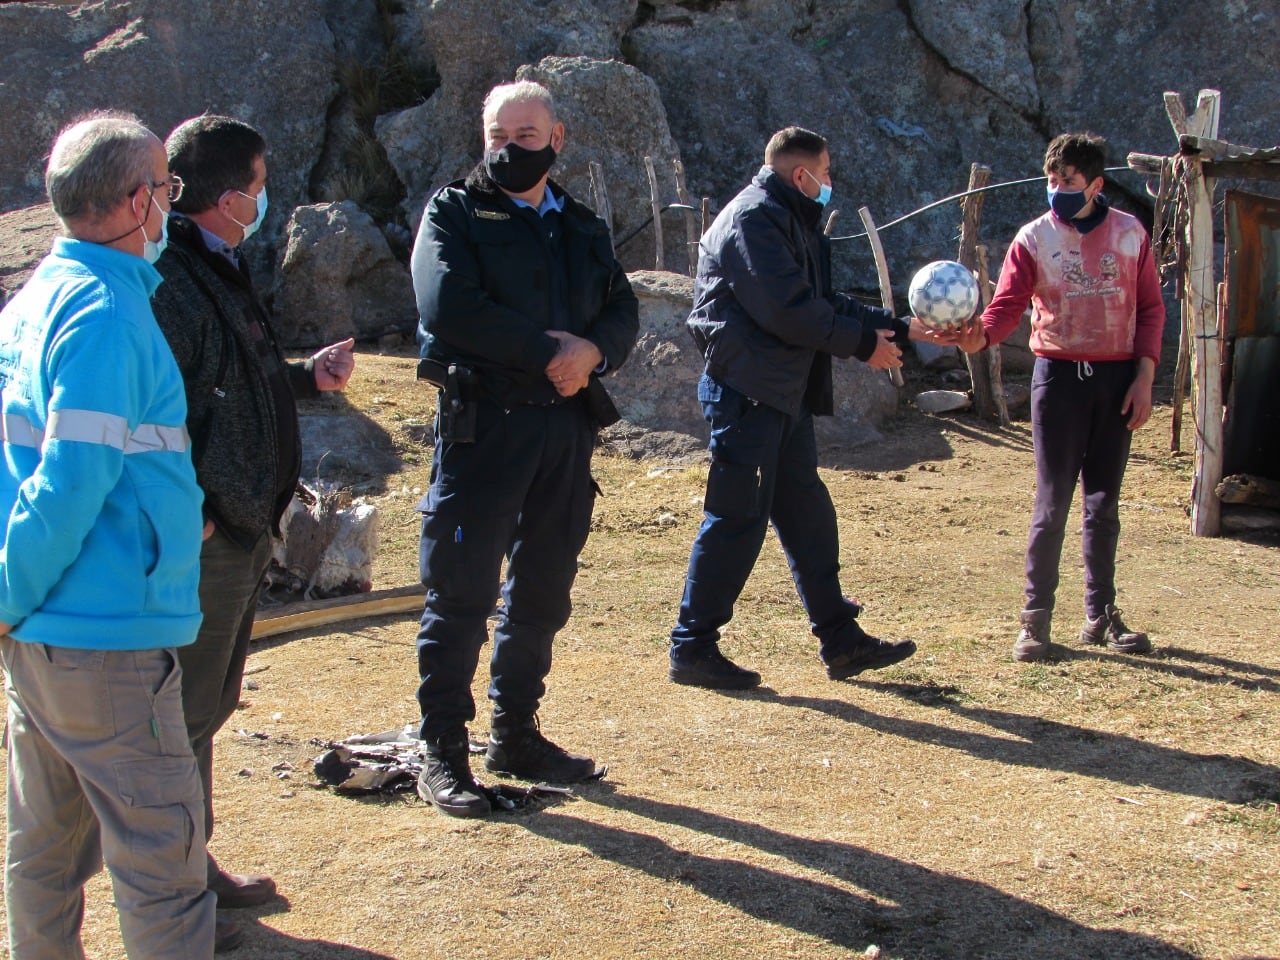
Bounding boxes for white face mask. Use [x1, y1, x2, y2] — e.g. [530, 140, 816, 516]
[142, 207, 169, 263]
[231, 186, 268, 240]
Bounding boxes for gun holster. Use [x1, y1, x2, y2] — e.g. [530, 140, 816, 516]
[417, 358, 477, 443]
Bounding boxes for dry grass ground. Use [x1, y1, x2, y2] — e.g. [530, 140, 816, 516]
[3, 347, 1277, 960]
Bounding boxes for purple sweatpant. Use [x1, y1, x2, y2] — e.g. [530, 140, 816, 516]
[1025, 356, 1136, 617]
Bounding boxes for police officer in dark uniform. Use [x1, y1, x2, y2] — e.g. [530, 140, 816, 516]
[410, 80, 639, 819]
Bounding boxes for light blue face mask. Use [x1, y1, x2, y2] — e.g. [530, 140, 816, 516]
[232, 186, 268, 239]
[142, 207, 169, 263]
[804, 167, 833, 207]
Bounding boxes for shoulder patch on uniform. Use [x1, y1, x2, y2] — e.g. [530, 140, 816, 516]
[475, 209, 509, 221]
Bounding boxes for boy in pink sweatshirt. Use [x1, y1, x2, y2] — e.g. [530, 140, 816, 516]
[943, 132, 1165, 662]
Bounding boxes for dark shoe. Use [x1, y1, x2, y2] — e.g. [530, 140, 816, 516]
[485, 715, 599, 783]
[1014, 608, 1052, 662]
[215, 915, 243, 953]
[823, 631, 917, 680]
[669, 646, 762, 690]
[418, 733, 491, 818]
[1080, 605, 1152, 654]
[208, 869, 277, 909]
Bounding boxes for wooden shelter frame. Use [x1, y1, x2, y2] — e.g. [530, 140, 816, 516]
[1128, 88, 1280, 536]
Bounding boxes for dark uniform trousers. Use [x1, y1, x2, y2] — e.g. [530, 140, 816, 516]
[415, 396, 596, 741]
[1025, 356, 1135, 617]
[671, 374, 861, 662]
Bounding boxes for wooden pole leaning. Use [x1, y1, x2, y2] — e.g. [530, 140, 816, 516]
[854, 206, 905, 388]
[956, 163, 998, 420]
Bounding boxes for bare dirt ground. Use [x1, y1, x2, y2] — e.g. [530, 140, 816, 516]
[3, 347, 1277, 960]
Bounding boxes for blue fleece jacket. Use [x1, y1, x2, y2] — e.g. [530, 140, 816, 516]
[0, 237, 204, 649]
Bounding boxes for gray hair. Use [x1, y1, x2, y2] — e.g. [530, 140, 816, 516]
[482, 81, 557, 125]
[45, 111, 156, 224]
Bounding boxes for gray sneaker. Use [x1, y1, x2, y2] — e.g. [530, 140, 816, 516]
[1013, 609, 1052, 662]
[1080, 605, 1152, 654]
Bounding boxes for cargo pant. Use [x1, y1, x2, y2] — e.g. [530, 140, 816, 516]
[415, 398, 597, 740]
[2, 637, 214, 960]
[670, 375, 863, 662]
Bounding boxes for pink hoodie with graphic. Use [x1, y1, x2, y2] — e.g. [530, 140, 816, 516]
[981, 207, 1165, 362]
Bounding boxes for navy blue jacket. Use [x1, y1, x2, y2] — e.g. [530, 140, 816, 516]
[412, 168, 638, 415]
[688, 167, 906, 417]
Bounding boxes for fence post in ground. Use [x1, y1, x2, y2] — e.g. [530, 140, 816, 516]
[643, 155, 663, 271]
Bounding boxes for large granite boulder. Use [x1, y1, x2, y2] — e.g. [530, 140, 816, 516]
[625, 0, 1278, 299]
[273, 201, 417, 348]
[376, 0, 632, 226]
[0, 0, 336, 249]
[378, 52, 684, 275]
[517, 57, 687, 274]
[625, 3, 1046, 300]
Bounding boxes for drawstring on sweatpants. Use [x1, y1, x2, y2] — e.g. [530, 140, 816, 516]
[1076, 361, 1094, 380]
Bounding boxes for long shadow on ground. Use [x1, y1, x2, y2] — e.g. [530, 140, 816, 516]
[746, 685, 1280, 806]
[516, 786, 1195, 959]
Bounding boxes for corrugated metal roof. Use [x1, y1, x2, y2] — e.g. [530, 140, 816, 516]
[1181, 135, 1280, 164]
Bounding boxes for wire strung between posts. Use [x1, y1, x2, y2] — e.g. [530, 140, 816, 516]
[828, 166, 1136, 243]
[615, 203, 697, 250]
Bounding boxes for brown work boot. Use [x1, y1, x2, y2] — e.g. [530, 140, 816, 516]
[1013, 609, 1052, 662]
[208, 866, 277, 909]
[1080, 605, 1152, 654]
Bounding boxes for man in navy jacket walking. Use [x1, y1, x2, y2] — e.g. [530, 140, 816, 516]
[669, 126, 926, 690]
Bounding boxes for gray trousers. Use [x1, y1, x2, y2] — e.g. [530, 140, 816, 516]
[2, 637, 214, 960]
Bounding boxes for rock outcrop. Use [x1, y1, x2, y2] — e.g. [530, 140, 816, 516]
[0, 0, 336, 247]
[273, 201, 417, 347]
[1, 0, 1273, 448]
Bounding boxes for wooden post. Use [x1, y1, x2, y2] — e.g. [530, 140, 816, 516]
[700, 197, 711, 238]
[976, 245, 1010, 425]
[956, 163, 998, 420]
[643, 155, 663, 271]
[1171, 310, 1191, 452]
[856, 206, 904, 388]
[1182, 89, 1223, 535]
[673, 159, 699, 277]
[588, 161, 615, 254]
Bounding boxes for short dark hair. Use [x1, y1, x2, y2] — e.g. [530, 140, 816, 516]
[166, 115, 266, 215]
[764, 126, 827, 168]
[1044, 132, 1106, 183]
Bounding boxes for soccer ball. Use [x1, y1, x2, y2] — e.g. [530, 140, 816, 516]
[908, 260, 980, 331]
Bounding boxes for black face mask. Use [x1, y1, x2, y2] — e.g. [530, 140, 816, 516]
[485, 142, 557, 194]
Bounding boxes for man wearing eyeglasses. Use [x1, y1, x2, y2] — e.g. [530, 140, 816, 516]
[0, 112, 214, 958]
[149, 114, 355, 941]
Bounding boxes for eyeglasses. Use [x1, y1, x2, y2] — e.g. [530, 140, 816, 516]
[154, 174, 184, 204]
[134, 175, 183, 204]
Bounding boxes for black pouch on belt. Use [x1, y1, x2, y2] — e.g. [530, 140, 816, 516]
[418, 358, 478, 443]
